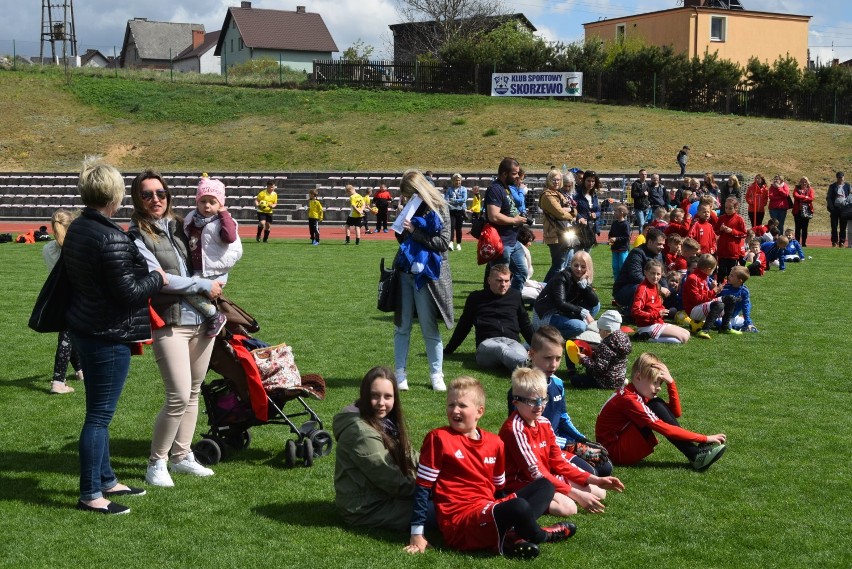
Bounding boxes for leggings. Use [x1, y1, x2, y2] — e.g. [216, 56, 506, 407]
[642, 398, 700, 462]
[749, 211, 765, 227]
[449, 210, 465, 244]
[53, 330, 82, 383]
[793, 215, 810, 246]
[493, 478, 554, 545]
[717, 257, 739, 283]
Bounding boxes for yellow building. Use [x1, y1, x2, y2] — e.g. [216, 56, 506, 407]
[583, 5, 811, 69]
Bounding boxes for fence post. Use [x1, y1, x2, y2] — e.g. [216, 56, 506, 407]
[279, 54, 283, 85]
[170, 49, 173, 82]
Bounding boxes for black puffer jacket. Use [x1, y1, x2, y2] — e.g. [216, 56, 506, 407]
[534, 269, 599, 319]
[63, 207, 163, 342]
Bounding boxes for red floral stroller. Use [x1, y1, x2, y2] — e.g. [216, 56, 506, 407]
[191, 300, 332, 468]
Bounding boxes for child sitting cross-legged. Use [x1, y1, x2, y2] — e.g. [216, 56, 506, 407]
[406, 377, 576, 560]
[682, 254, 740, 339]
[631, 260, 691, 344]
[743, 238, 767, 276]
[782, 228, 805, 262]
[595, 353, 727, 470]
[717, 266, 758, 332]
[501, 368, 624, 518]
[513, 325, 614, 476]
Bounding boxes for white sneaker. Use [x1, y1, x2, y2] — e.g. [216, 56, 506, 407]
[455, 243, 462, 251]
[430, 375, 447, 392]
[170, 452, 214, 477]
[146, 459, 174, 487]
[397, 380, 409, 391]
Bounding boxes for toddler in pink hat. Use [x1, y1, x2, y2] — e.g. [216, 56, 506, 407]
[183, 176, 243, 337]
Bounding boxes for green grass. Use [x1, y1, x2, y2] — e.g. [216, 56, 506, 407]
[1, 237, 849, 568]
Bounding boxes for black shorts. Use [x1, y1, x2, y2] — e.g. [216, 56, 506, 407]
[257, 212, 273, 223]
[346, 216, 362, 227]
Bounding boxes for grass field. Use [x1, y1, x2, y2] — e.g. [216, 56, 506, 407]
[2, 67, 851, 194]
[1, 236, 849, 569]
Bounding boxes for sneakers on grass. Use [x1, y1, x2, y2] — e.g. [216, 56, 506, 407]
[692, 444, 727, 471]
[171, 452, 214, 477]
[146, 459, 174, 487]
[430, 375, 447, 392]
[694, 330, 712, 340]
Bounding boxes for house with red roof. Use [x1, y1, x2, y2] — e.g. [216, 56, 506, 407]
[214, 2, 338, 74]
[174, 30, 221, 74]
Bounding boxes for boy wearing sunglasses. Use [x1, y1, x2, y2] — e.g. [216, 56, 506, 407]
[500, 367, 624, 517]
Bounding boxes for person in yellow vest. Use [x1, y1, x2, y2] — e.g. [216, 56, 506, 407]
[308, 188, 324, 245]
[346, 184, 365, 245]
[255, 181, 278, 243]
[468, 185, 482, 221]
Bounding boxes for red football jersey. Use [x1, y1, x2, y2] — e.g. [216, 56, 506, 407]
[499, 412, 591, 497]
[416, 426, 507, 551]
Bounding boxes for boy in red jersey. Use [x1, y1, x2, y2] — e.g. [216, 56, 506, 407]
[663, 233, 684, 270]
[407, 377, 574, 560]
[715, 197, 747, 282]
[682, 254, 739, 339]
[595, 353, 727, 469]
[501, 368, 624, 517]
[665, 207, 690, 237]
[687, 204, 717, 255]
[743, 238, 767, 276]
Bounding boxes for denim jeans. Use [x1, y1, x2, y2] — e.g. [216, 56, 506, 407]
[769, 208, 787, 233]
[635, 208, 650, 233]
[70, 333, 130, 501]
[536, 303, 601, 339]
[394, 272, 443, 379]
[611, 251, 628, 280]
[544, 244, 574, 283]
[494, 241, 528, 291]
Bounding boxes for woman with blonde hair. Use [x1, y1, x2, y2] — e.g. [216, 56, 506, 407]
[720, 174, 741, 206]
[63, 158, 166, 513]
[43, 208, 83, 394]
[533, 250, 600, 340]
[392, 170, 454, 392]
[539, 169, 577, 283]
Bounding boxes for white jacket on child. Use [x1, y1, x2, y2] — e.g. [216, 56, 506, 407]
[183, 214, 243, 278]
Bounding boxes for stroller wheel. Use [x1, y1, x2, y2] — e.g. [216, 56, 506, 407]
[283, 439, 297, 468]
[225, 430, 252, 451]
[309, 429, 333, 458]
[193, 438, 222, 466]
[302, 438, 314, 467]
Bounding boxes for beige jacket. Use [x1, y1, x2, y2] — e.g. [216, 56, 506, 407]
[539, 188, 576, 245]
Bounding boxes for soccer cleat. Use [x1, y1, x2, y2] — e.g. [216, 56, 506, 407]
[689, 320, 703, 334]
[503, 537, 540, 560]
[692, 444, 727, 471]
[719, 327, 742, 335]
[674, 310, 692, 327]
[694, 330, 712, 340]
[541, 521, 577, 543]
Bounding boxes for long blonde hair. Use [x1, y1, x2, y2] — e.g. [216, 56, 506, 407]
[400, 169, 445, 213]
[50, 208, 80, 247]
[572, 250, 595, 285]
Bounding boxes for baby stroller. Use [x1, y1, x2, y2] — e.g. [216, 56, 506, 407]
[191, 299, 333, 468]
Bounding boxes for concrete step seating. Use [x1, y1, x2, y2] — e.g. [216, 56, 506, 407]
[0, 171, 725, 226]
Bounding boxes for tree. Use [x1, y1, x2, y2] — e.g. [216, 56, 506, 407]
[394, 0, 507, 60]
[341, 39, 375, 62]
[440, 21, 553, 68]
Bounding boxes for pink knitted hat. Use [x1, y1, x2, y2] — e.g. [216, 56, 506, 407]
[196, 178, 226, 206]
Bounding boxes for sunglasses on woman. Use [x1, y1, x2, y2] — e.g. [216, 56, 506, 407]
[141, 189, 168, 201]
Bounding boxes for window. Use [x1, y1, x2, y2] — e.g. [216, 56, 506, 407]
[616, 24, 626, 44]
[230, 39, 233, 53]
[239, 38, 244, 50]
[710, 16, 726, 42]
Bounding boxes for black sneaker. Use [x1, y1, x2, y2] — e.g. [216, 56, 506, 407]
[504, 538, 539, 560]
[541, 521, 577, 543]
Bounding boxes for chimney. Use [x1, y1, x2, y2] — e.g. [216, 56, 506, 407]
[241, 1, 252, 8]
[296, 6, 305, 13]
[192, 29, 204, 48]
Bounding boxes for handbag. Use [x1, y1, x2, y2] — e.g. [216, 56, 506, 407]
[799, 202, 813, 219]
[29, 256, 71, 333]
[377, 257, 399, 313]
[252, 342, 301, 392]
[217, 295, 260, 334]
[469, 215, 486, 239]
[476, 223, 504, 265]
[840, 201, 852, 222]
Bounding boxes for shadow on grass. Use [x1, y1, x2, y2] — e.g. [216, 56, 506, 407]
[5, 375, 51, 393]
[626, 460, 691, 470]
[0, 473, 72, 508]
[254, 500, 425, 546]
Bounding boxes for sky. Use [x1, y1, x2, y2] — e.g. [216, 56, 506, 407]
[1, 0, 850, 65]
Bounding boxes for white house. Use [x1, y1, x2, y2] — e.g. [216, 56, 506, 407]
[214, 2, 338, 74]
[174, 30, 221, 74]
